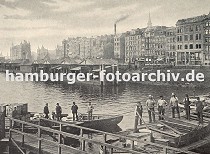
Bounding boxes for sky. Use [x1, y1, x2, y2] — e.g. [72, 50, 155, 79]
[0, 0, 210, 56]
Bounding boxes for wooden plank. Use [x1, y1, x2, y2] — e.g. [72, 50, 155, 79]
[147, 126, 179, 137]
[158, 120, 183, 135]
[161, 120, 194, 130]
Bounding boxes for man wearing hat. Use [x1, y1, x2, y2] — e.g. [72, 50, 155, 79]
[56, 103, 62, 121]
[170, 93, 180, 118]
[146, 95, 155, 123]
[157, 96, 167, 120]
[44, 103, 49, 119]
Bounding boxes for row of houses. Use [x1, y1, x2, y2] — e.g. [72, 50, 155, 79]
[114, 12, 210, 66]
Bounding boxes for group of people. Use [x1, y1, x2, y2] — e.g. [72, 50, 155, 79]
[43, 102, 94, 121]
[135, 93, 204, 125]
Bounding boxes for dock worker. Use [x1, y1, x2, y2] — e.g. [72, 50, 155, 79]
[71, 102, 78, 121]
[157, 96, 167, 120]
[56, 103, 62, 121]
[135, 101, 143, 125]
[44, 103, 49, 119]
[183, 94, 191, 120]
[195, 97, 204, 124]
[87, 102, 94, 120]
[170, 93, 180, 118]
[146, 95, 155, 123]
[12, 107, 19, 128]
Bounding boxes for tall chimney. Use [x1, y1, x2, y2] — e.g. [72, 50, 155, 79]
[114, 23, 116, 35]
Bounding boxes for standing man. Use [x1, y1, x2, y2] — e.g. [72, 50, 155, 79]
[183, 94, 191, 120]
[44, 103, 49, 119]
[157, 96, 167, 120]
[135, 102, 143, 125]
[87, 102, 94, 120]
[170, 93, 180, 118]
[12, 107, 19, 128]
[195, 97, 204, 124]
[134, 102, 143, 133]
[71, 102, 78, 121]
[56, 103, 62, 121]
[146, 95, 155, 123]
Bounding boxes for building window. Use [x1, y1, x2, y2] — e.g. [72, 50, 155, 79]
[196, 34, 199, 40]
[177, 27, 183, 33]
[185, 44, 188, 49]
[184, 35, 188, 41]
[190, 34, 193, 40]
[189, 26, 193, 32]
[189, 44, 193, 49]
[196, 44, 198, 49]
[195, 25, 201, 31]
[199, 34, 202, 40]
[206, 30, 209, 34]
[195, 44, 202, 49]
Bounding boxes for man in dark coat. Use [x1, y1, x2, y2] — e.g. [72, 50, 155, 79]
[12, 107, 19, 128]
[56, 103, 62, 121]
[44, 103, 49, 119]
[71, 102, 78, 121]
[183, 94, 191, 120]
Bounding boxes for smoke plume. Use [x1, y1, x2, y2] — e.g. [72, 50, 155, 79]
[115, 14, 129, 24]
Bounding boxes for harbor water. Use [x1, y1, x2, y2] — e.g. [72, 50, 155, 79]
[0, 73, 210, 130]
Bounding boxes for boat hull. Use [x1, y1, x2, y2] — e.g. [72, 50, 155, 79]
[78, 115, 123, 132]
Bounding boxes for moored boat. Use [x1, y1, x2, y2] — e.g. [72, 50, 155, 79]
[64, 114, 123, 132]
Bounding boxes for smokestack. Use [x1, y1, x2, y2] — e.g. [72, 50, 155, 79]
[114, 23, 116, 35]
[114, 14, 129, 35]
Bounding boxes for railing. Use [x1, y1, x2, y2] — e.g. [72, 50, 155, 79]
[9, 118, 145, 154]
[8, 118, 198, 154]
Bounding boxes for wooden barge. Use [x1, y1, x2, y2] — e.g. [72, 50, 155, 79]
[0, 103, 209, 153]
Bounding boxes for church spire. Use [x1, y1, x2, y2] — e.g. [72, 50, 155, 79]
[147, 12, 152, 27]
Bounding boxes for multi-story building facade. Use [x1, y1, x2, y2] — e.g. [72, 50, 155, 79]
[124, 14, 171, 64]
[165, 27, 176, 64]
[203, 14, 210, 65]
[114, 33, 125, 63]
[10, 40, 31, 61]
[175, 13, 210, 65]
[143, 26, 167, 64]
[55, 45, 64, 59]
[124, 29, 143, 63]
[62, 35, 114, 59]
[37, 45, 48, 60]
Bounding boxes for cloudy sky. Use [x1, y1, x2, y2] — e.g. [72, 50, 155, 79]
[0, 0, 210, 55]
